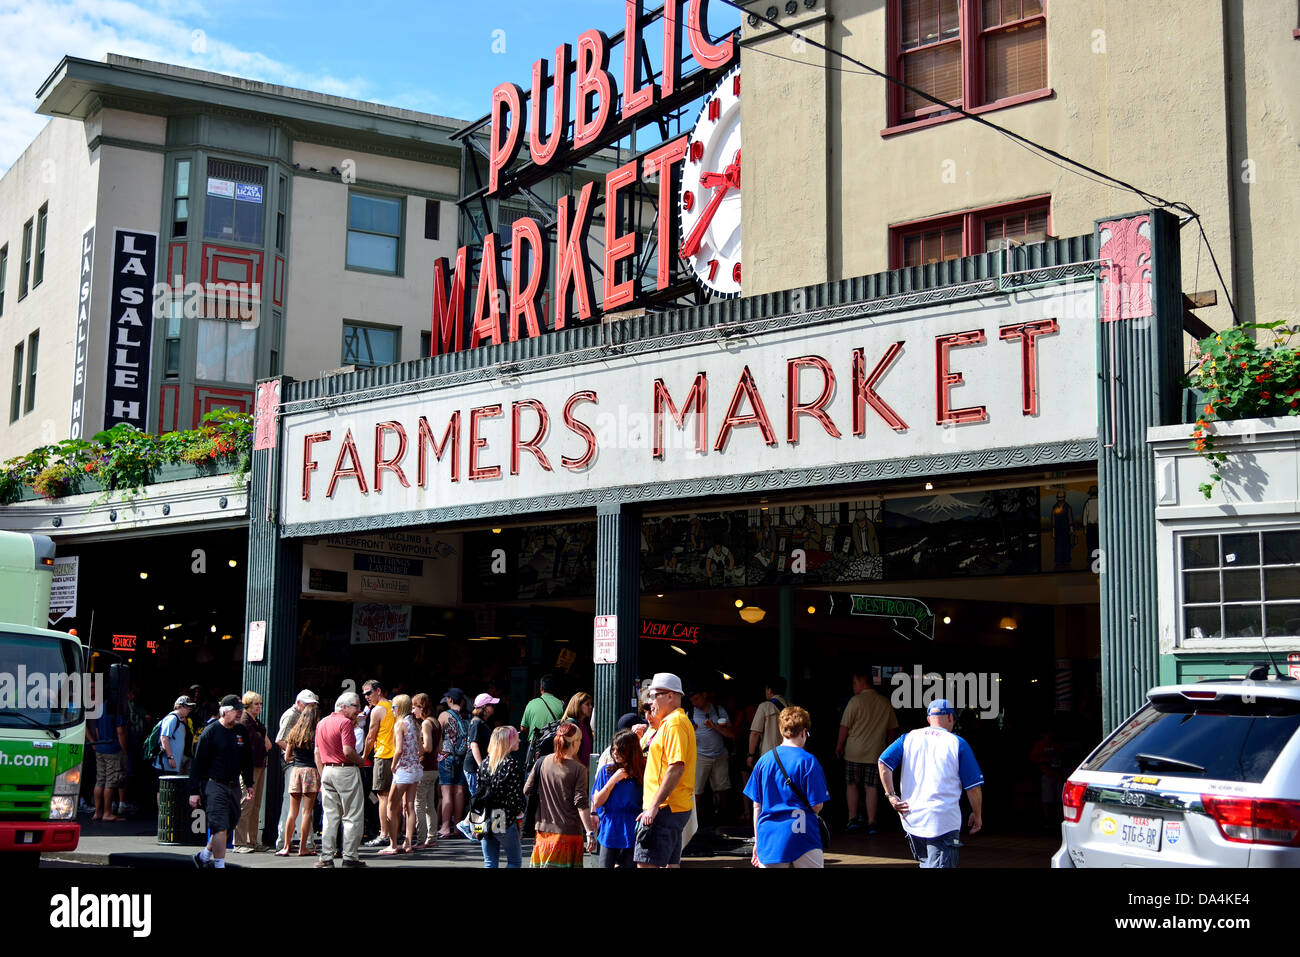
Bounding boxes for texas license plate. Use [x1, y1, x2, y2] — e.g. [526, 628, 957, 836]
[1117, 815, 1163, 851]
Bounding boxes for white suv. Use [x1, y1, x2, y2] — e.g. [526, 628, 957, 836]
[1052, 675, 1300, 867]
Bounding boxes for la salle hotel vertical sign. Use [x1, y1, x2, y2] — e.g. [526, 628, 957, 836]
[103, 229, 158, 431]
[68, 225, 94, 439]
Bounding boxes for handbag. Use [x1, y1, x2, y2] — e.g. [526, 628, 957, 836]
[456, 808, 487, 841]
[770, 747, 832, 852]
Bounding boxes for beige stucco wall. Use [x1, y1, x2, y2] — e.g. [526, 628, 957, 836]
[741, 0, 1298, 336]
[0, 117, 100, 455]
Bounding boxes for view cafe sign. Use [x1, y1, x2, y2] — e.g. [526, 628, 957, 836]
[430, 0, 739, 355]
[281, 286, 1099, 529]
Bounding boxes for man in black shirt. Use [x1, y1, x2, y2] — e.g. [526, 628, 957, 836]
[188, 694, 255, 869]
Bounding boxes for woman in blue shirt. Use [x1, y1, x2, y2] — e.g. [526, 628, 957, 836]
[591, 729, 645, 868]
[743, 706, 830, 868]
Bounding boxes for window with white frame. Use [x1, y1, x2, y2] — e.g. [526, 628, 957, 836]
[1181, 530, 1300, 642]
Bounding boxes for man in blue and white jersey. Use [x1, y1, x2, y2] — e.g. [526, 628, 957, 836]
[877, 699, 983, 868]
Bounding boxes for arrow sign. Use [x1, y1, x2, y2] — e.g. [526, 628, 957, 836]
[829, 593, 935, 641]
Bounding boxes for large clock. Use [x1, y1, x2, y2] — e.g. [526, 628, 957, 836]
[679, 65, 741, 298]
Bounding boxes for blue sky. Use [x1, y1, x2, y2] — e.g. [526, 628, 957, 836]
[0, 0, 741, 171]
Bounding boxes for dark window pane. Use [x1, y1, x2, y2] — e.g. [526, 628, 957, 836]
[902, 40, 962, 113]
[1265, 603, 1300, 638]
[1224, 605, 1262, 638]
[1263, 531, 1300, 565]
[165, 340, 180, 377]
[424, 199, 440, 241]
[1223, 568, 1260, 602]
[1184, 605, 1221, 641]
[349, 195, 401, 235]
[1265, 567, 1300, 601]
[1222, 533, 1260, 567]
[1182, 535, 1219, 569]
[1183, 570, 1220, 604]
[343, 324, 398, 368]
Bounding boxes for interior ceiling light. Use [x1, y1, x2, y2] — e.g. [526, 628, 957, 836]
[719, 672, 734, 680]
[806, 605, 816, 615]
[491, 528, 502, 534]
[739, 605, 767, 624]
[228, 559, 238, 567]
[209, 625, 217, 633]
[656, 593, 664, 598]
[157, 604, 165, 611]
[942, 616, 952, 625]
[734, 597, 745, 608]
[924, 482, 934, 491]
[670, 644, 687, 655]
[221, 634, 232, 641]
[999, 616, 1017, 631]
[139, 572, 148, 580]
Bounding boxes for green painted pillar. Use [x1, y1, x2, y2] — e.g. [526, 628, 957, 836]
[593, 502, 641, 755]
[779, 585, 795, 702]
[242, 376, 302, 845]
[1095, 210, 1183, 733]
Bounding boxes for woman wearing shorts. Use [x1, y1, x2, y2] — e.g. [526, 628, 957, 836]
[276, 701, 320, 857]
[380, 694, 422, 855]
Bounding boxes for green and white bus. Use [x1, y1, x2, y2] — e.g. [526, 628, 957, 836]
[0, 531, 86, 866]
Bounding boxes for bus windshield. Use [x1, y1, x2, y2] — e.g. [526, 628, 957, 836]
[0, 632, 86, 731]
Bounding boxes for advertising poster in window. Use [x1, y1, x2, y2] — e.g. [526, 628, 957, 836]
[350, 602, 412, 645]
[103, 229, 157, 431]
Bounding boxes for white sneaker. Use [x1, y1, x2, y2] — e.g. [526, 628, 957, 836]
[363, 835, 388, 847]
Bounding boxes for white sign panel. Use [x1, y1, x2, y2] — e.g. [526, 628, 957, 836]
[48, 556, 78, 624]
[350, 603, 412, 645]
[247, 620, 266, 663]
[282, 286, 1098, 527]
[594, 615, 618, 664]
[360, 575, 411, 599]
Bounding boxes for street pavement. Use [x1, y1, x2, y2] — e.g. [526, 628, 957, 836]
[43, 815, 1058, 868]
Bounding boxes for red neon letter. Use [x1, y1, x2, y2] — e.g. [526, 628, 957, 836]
[302, 431, 331, 501]
[661, 0, 683, 98]
[431, 247, 468, 355]
[687, 0, 736, 71]
[511, 399, 553, 475]
[417, 413, 460, 485]
[852, 343, 908, 434]
[642, 136, 690, 291]
[468, 405, 503, 480]
[998, 319, 1059, 416]
[574, 30, 618, 149]
[935, 330, 989, 425]
[529, 46, 572, 167]
[554, 182, 598, 328]
[374, 421, 410, 491]
[509, 218, 548, 342]
[487, 82, 525, 196]
[787, 355, 841, 443]
[604, 159, 641, 311]
[714, 366, 776, 451]
[470, 233, 503, 349]
[622, 0, 658, 121]
[562, 391, 598, 470]
[326, 429, 369, 498]
[653, 374, 708, 459]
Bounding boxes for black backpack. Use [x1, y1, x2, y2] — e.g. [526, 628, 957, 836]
[524, 717, 562, 772]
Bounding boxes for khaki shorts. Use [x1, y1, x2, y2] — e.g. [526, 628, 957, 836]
[372, 757, 393, 793]
[694, 753, 731, 794]
[95, 751, 127, 789]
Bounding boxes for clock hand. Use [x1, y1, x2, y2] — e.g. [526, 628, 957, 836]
[681, 151, 742, 261]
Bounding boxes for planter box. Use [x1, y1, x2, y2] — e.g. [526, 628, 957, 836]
[1149, 416, 1300, 513]
[6, 459, 244, 504]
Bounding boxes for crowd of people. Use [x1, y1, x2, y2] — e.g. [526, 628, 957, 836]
[136, 666, 983, 870]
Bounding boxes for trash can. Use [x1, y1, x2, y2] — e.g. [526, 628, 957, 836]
[157, 775, 202, 845]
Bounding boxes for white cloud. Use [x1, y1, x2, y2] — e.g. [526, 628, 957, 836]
[0, 0, 369, 171]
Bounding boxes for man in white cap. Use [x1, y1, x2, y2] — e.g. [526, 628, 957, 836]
[274, 689, 319, 851]
[635, 673, 696, 868]
[877, 699, 983, 868]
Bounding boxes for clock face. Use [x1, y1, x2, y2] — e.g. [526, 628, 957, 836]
[679, 66, 741, 298]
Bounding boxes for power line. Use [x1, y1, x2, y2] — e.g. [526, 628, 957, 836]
[720, 0, 1239, 322]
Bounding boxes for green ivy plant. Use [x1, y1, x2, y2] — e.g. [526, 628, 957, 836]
[0, 410, 253, 505]
[1186, 321, 1300, 499]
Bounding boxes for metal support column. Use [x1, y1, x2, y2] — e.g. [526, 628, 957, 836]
[242, 376, 303, 845]
[593, 502, 641, 754]
[1095, 210, 1183, 733]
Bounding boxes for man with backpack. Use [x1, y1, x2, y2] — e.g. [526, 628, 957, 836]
[519, 676, 563, 836]
[148, 695, 195, 775]
[747, 677, 791, 771]
[437, 689, 470, 839]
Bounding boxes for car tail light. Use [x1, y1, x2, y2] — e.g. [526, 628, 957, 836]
[1201, 795, 1300, 846]
[1062, 780, 1087, 823]
[1181, 691, 1217, 699]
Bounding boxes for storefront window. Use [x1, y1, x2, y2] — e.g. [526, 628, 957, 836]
[1181, 530, 1300, 641]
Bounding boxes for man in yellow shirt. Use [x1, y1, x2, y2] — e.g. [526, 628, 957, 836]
[835, 670, 899, 834]
[636, 672, 696, 868]
[362, 679, 395, 847]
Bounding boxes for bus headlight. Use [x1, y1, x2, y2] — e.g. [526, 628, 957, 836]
[49, 766, 81, 820]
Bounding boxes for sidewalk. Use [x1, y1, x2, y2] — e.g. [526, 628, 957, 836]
[45, 816, 1056, 868]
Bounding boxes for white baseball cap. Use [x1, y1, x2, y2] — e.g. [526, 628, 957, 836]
[296, 689, 319, 704]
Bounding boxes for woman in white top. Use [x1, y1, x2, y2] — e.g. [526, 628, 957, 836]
[379, 694, 422, 855]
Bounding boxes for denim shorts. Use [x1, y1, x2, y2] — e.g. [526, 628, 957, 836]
[905, 829, 962, 868]
[632, 808, 690, 867]
[438, 754, 467, 788]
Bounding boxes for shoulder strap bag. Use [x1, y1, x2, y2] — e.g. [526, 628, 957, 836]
[770, 747, 831, 853]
